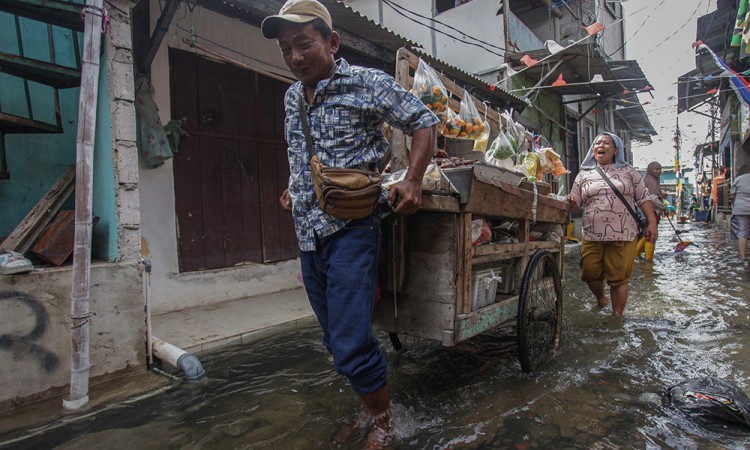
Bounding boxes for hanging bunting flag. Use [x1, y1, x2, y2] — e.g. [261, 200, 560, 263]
[500, 63, 518, 77]
[642, 85, 654, 91]
[520, 55, 539, 67]
[584, 22, 605, 35]
[551, 73, 567, 86]
[622, 89, 630, 94]
[694, 40, 750, 106]
[706, 88, 719, 95]
[591, 74, 605, 82]
[544, 39, 566, 54]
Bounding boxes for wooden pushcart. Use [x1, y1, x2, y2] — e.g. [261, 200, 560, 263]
[374, 49, 570, 373]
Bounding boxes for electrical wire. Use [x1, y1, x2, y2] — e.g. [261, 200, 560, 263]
[643, 0, 707, 57]
[379, 0, 506, 59]
[606, 0, 669, 57]
[381, 0, 507, 53]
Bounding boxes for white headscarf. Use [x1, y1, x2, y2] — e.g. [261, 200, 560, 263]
[580, 132, 630, 170]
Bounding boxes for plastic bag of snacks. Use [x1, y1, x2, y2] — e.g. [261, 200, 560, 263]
[438, 106, 460, 138]
[539, 147, 569, 177]
[519, 152, 543, 181]
[473, 103, 491, 152]
[450, 89, 485, 140]
[488, 131, 516, 160]
[412, 59, 449, 119]
[473, 120, 491, 151]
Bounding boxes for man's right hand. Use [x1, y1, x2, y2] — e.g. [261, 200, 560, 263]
[279, 189, 292, 212]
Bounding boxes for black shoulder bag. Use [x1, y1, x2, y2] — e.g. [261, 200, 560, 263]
[595, 166, 647, 238]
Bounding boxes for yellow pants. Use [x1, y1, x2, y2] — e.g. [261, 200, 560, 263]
[635, 237, 655, 260]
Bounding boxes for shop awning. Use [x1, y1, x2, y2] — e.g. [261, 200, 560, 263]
[693, 141, 720, 158]
[613, 93, 657, 144]
[505, 43, 653, 96]
[677, 68, 721, 113]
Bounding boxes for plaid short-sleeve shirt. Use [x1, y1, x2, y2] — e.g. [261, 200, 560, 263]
[284, 59, 438, 251]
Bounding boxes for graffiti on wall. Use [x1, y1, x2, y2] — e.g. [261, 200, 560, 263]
[0, 290, 60, 372]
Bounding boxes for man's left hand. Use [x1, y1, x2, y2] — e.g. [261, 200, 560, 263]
[388, 178, 422, 215]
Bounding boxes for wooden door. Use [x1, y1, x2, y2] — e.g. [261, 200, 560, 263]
[170, 49, 297, 272]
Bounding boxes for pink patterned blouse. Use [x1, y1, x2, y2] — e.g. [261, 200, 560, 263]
[569, 164, 650, 242]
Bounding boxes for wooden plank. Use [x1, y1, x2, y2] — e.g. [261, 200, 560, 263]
[271, 77, 297, 261]
[464, 180, 568, 223]
[455, 297, 519, 342]
[420, 193, 460, 212]
[258, 76, 284, 262]
[221, 65, 250, 266]
[374, 295, 456, 343]
[1, 165, 75, 253]
[29, 211, 99, 266]
[391, 48, 410, 171]
[171, 49, 206, 272]
[460, 213, 473, 315]
[196, 56, 228, 270]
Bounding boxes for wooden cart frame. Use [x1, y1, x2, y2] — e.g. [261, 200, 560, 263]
[374, 48, 570, 373]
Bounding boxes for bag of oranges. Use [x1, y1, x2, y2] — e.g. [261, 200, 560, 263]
[452, 89, 485, 140]
[412, 59, 449, 120]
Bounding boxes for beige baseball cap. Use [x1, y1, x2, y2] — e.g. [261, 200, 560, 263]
[261, 0, 333, 39]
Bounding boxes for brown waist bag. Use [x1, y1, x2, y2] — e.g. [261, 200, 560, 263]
[310, 155, 382, 220]
[300, 95, 382, 220]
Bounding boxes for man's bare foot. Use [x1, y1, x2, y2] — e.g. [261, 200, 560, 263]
[363, 411, 394, 450]
[333, 419, 362, 445]
[595, 296, 609, 309]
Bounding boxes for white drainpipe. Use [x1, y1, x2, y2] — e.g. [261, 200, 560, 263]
[151, 337, 206, 381]
[141, 258, 205, 381]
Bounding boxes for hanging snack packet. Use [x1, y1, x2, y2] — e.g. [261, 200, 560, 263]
[521, 152, 542, 181]
[412, 59, 449, 119]
[540, 147, 569, 177]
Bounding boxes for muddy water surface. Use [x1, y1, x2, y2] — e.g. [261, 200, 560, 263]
[3, 221, 750, 449]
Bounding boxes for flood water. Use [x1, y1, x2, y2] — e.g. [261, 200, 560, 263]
[4, 220, 750, 449]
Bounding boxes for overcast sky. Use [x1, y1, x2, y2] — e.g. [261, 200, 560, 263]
[622, 0, 716, 170]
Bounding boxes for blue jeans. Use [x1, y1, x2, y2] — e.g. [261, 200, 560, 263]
[299, 213, 386, 394]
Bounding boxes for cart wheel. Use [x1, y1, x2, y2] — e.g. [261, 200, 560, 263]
[516, 249, 562, 374]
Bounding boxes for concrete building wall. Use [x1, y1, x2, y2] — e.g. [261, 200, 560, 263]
[140, 3, 300, 315]
[346, 0, 506, 75]
[0, 263, 145, 405]
[0, 0, 146, 406]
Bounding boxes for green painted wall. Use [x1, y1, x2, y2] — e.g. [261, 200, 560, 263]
[0, 13, 117, 262]
[92, 51, 118, 261]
